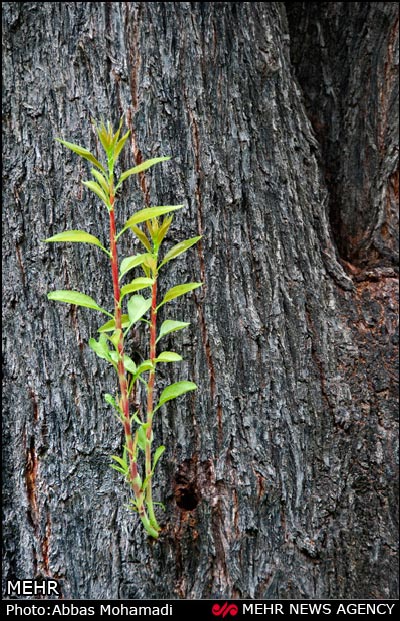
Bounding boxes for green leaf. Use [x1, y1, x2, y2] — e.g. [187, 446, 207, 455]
[152, 445, 166, 471]
[108, 351, 119, 365]
[114, 130, 130, 161]
[127, 295, 152, 325]
[159, 236, 202, 268]
[82, 180, 110, 208]
[131, 411, 143, 426]
[130, 225, 152, 251]
[141, 476, 151, 492]
[141, 264, 151, 279]
[156, 320, 190, 343]
[124, 355, 137, 375]
[44, 230, 108, 254]
[118, 205, 184, 238]
[95, 121, 113, 154]
[143, 255, 157, 272]
[156, 351, 183, 363]
[47, 290, 110, 315]
[110, 464, 126, 475]
[119, 254, 153, 280]
[111, 455, 129, 474]
[104, 393, 118, 409]
[88, 335, 110, 361]
[91, 168, 110, 195]
[135, 360, 154, 377]
[111, 119, 123, 148]
[98, 314, 130, 332]
[117, 156, 170, 187]
[111, 455, 127, 469]
[155, 381, 197, 411]
[145, 218, 159, 245]
[108, 329, 122, 350]
[137, 425, 148, 452]
[156, 215, 173, 246]
[56, 138, 106, 172]
[121, 277, 154, 300]
[158, 282, 202, 308]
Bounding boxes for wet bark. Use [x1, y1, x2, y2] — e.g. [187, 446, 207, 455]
[2, 2, 398, 600]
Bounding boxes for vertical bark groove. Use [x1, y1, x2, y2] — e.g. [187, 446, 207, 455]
[287, 1, 399, 268]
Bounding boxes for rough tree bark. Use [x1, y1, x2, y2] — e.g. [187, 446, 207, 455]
[2, 2, 398, 600]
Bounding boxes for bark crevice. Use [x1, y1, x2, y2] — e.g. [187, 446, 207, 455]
[286, 2, 399, 270]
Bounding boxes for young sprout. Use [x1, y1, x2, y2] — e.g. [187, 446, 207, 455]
[46, 119, 202, 538]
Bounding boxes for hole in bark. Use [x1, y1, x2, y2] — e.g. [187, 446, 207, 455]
[174, 458, 200, 512]
[175, 484, 199, 511]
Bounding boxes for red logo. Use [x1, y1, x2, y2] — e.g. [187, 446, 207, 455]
[212, 602, 239, 618]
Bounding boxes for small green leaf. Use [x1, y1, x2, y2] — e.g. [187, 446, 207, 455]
[111, 455, 127, 468]
[114, 130, 130, 161]
[119, 254, 153, 280]
[155, 215, 174, 246]
[111, 118, 123, 148]
[98, 314, 130, 332]
[135, 360, 154, 377]
[137, 426, 148, 452]
[95, 121, 113, 154]
[91, 168, 110, 195]
[110, 464, 126, 475]
[124, 355, 137, 375]
[158, 282, 202, 308]
[121, 277, 154, 300]
[159, 236, 202, 268]
[56, 138, 106, 172]
[143, 255, 157, 272]
[145, 218, 158, 245]
[111, 455, 129, 473]
[108, 351, 120, 365]
[131, 411, 143, 426]
[117, 156, 170, 186]
[141, 475, 151, 492]
[155, 381, 197, 411]
[156, 351, 183, 363]
[141, 264, 151, 279]
[127, 295, 152, 325]
[156, 320, 190, 343]
[108, 329, 122, 350]
[47, 290, 111, 315]
[83, 180, 110, 208]
[44, 230, 108, 254]
[130, 225, 152, 251]
[104, 393, 118, 408]
[152, 445, 166, 471]
[118, 205, 183, 238]
[88, 335, 110, 361]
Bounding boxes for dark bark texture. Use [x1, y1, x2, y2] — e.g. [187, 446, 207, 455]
[2, 2, 398, 600]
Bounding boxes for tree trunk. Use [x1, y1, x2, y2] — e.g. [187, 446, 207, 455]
[2, 2, 398, 600]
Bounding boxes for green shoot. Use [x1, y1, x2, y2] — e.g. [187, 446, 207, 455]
[45, 119, 202, 539]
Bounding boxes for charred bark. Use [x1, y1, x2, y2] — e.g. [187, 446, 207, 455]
[2, 2, 398, 599]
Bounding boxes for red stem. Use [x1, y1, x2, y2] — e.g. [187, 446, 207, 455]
[108, 196, 157, 537]
[147, 279, 158, 420]
[109, 200, 140, 493]
[144, 275, 158, 527]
